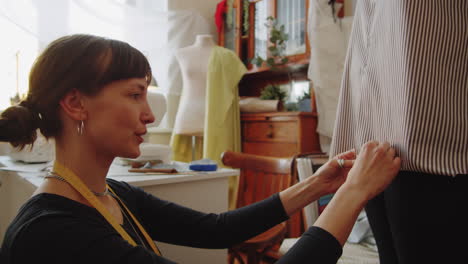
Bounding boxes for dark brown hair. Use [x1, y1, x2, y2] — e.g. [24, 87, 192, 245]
[0, 34, 152, 149]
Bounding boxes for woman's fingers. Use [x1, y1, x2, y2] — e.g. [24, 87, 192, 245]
[343, 159, 354, 168]
[335, 158, 354, 169]
[387, 147, 396, 159]
[333, 149, 357, 170]
[344, 140, 401, 200]
[336, 149, 356, 160]
[376, 141, 390, 153]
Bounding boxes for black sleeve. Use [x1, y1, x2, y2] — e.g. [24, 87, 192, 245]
[110, 180, 289, 249]
[276, 226, 343, 264]
[10, 214, 177, 264]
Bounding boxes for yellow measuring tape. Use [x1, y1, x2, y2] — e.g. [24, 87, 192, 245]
[53, 161, 161, 256]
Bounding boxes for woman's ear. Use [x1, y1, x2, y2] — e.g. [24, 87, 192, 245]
[59, 89, 87, 121]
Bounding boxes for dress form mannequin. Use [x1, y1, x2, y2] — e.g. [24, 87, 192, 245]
[173, 34, 216, 137]
[172, 35, 247, 210]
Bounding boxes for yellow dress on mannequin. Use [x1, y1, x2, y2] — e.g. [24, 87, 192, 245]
[203, 46, 246, 163]
[204, 46, 246, 209]
[171, 41, 246, 209]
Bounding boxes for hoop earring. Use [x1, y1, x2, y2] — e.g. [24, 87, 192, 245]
[77, 120, 85, 135]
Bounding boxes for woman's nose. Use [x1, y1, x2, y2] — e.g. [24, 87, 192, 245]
[142, 104, 155, 125]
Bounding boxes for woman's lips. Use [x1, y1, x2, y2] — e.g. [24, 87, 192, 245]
[136, 135, 144, 143]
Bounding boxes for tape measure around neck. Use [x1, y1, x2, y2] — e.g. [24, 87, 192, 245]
[108, 186, 161, 255]
[52, 161, 161, 256]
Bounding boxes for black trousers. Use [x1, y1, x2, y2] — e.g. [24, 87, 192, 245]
[365, 171, 468, 264]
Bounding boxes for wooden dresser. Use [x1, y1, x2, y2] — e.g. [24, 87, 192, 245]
[241, 112, 321, 157]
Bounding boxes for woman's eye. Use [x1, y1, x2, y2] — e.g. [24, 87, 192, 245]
[131, 93, 141, 100]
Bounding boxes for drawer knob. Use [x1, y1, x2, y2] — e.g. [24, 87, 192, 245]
[267, 124, 274, 138]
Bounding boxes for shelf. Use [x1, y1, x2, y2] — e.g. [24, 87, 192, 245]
[241, 111, 318, 118]
[246, 61, 308, 75]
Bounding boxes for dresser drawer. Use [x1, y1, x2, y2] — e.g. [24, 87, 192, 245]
[242, 142, 298, 157]
[240, 112, 322, 157]
[242, 121, 297, 143]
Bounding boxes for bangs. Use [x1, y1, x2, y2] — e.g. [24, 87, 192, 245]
[97, 40, 152, 87]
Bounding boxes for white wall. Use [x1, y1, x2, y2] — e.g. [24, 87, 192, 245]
[147, 0, 219, 145]
[0, 143, 10, 156]
[168, 0, 219, 34]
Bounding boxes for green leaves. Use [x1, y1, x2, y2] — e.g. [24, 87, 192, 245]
[269, 24, 288, 44]
[242, 0, 249, 34]
[266, 57, 276, 67]
[251, 56, 264, 67]
[251, 16, 289, 69]
[260, 84, 287, 102]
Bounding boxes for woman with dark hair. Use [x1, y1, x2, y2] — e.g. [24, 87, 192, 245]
[0, 34, 400, 264]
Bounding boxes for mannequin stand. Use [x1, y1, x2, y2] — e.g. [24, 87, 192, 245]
[186, 133, 203, 161]
[192, 135, 196, 161]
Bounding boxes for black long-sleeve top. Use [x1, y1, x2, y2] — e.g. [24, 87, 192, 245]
[0, 179, 342, 263]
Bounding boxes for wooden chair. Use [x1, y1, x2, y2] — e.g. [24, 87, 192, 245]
[221, 151, 296, 264]
[262, 152, 329, 263]
[264, 151, 328, 263]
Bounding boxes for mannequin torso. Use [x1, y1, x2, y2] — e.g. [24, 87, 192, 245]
[173, 34, 216, 136]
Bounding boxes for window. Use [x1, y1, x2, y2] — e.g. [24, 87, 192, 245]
[0, 6, 39, 110]
[0, 1, 218, 131]
[0, 0, 169, 110]
[277, 0, 306, 56]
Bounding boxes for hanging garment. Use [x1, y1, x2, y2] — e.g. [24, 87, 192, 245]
[307, 0, 353, 152]
[171, 46, 246, 209]
[203, 46, 246, 163]
[204, 46, 246, 210]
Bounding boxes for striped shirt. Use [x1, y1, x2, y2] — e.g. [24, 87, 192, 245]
[330, 0, 467, 176]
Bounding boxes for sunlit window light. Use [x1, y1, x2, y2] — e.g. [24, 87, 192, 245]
[0, 16, 39, 110]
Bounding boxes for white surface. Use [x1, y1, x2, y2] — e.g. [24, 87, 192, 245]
[279, 157, 320, 255]
[348, 210, 372, 243]
[0, 156, 239, 264]
[8, 133, 55, 163]
[119, 143, 172, 163]
[146, 89, 167, 128]
[296, 158, 319, 227]
[0, 143, 9, 156]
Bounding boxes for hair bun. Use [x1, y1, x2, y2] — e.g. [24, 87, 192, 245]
[0, 104, 40, 148]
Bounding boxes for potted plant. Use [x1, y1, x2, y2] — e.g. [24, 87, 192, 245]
[260, 84, 286, 101]
[251, 16, 289, 70]
[259, 84, 287, 111]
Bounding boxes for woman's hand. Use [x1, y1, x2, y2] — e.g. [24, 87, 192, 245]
[343, 141, 401, 200]
[279, 149, 356, 216]
[311, 149, 356, 195]
[311, 141, 400, 246]
[279, 141, 399, 217]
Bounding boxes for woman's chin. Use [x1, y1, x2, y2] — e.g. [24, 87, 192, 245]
[121, 149, 141, 159]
